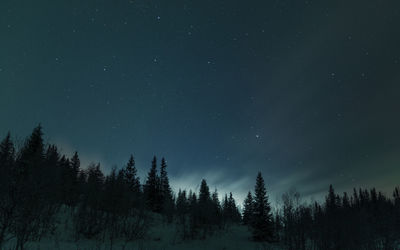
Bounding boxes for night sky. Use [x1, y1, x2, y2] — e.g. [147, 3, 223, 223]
[1, 0, 400, 204]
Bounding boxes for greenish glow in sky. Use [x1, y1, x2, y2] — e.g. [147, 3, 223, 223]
[1, 0, 399, 203]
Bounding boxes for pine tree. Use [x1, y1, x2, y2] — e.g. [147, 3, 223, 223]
[176, 189, 188, 214]
[222, 194, 228, 212]
[0, 132, 15, 196]
[0, 132, 14, 171]
[13, 125, 58, 249]
[17, 125, 46, 187]
[124, 155, 140, 194]
[188, 190, 197, 209]
[160, 158, 174, 218]
[252, 172, 273, 241]
[223, 192, 240, 222]
[103, 167, 119, 213]
[160, 158, 173, 201]
[85, 163, 105, 209]
[71, 152, 80, 179]
[17, 125, 45, 177]
[0, 133, 15, 249]
[198, 180, 211, 223]
[243, 191, 254, 225]
[176, 189, 189, 238]
[69, 152, 80, 205]
[211, 189, 221, 211]
[326, 185, 337, 213]
[191, 179, 213, 238]
[188, 190, 198, 238]
[199, 179, 211, 204]
[352, 188, 360, 208]
[0, 132, 15, 185]
[76, 163, 105, 239]
[144, 156, 160, 212]
[342, 192, 350, 209]
[211, 189, 222, 226]
[221, 192, 242, 226]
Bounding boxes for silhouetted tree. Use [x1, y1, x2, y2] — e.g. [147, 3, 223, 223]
[197, 179, 212, 238]
[68, 152, 81, 206]
[175, 189, 190, 240]
[251, 172, 273, 242]
[2, 125, 400, 249]
[0, 133, 16, 248]
[122, 155, 141, 212]
[223, 192, 241, 224]
[188, 190, 198, 238]
[73, 163, 105, 240]
[12, 125, 59, 250]
[144, 156, 160, 212]
[210, 189, 222, 228]
[160, 158, 174, 220]
[242, 191, 254, 226]
[124, 155, 140, 194]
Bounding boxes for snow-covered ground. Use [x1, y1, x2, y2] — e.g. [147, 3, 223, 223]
[4, 225, 277, 250]
[3, 209, 279, 250]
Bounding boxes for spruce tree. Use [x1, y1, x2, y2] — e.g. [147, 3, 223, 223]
[0, 132, 14, 172]
[0, 132, 15, 185]
[144, 156, 160, 212]
[71, 152, 80, 179]
[188, 190, 198, 238]
[160, 158, 173, 218]
[252, 172, 273, 241]
[85, 163, 105, 209]
[199, 179, 211, 204]
[69, 152, 80, 205]
[326, 185, 337, 213]
[17, 125, 45, 177]
[243, 191, 254, 225]
[222, 194, 228, 212]
[198, 179, 211, 217]
[195, 179, 212, 238]
[160, 158, 173, 201]
[188, 190, 197, 209]
[342, 192, 350, 209]
[0, 133, 15, 249]
[225, 192, 240, 222]
[13, 125, 58, 249]
[211, 189, 221, 211]
[124, 155, 140, 194]
[176, 189, 188, 214]
[0, 132, 15, 197]
[211, 189, 222, 226]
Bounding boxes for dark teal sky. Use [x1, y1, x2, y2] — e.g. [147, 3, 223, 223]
[1, 0, 400, 204]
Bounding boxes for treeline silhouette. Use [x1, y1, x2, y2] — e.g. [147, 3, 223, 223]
[0, 125, 399, 249]
[269, 185, 400, 249]
[0, 126, 247, 250]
